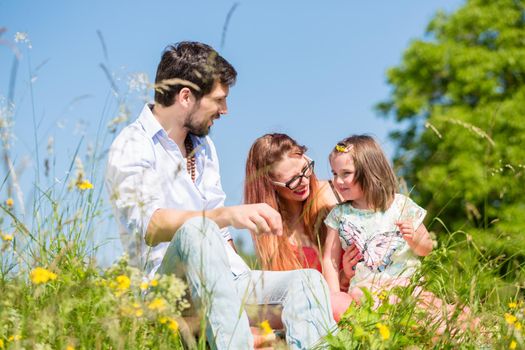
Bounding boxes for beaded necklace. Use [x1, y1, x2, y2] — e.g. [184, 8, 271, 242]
[184, 134, 196, 182]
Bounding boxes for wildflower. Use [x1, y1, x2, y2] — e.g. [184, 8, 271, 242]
[376, 323, 390, 340]
[159, 316, 168, 324]
[509, 302, 518, 309]
[259, 320, 273, 335]
[1, 233, 13, 241]
[76, 179, 94, 191]
[505, 313, 517, 325]
[140, 281, 149, 291]
[115, 275, 131, 291]
[150, 278, 159, 287]
[0, 339, 4, 348]
[66, 345, 75, 350]
[5, 198, 13, 207]
[135, 308, 143, 317]
[148, 298, 167, 312]
[378, 290, 387, 301]
[168, 318, 179, 333]
[515, 322, 522, 331]
[510, 340, 517, 349]
[8, 335, 21, 341]
[30, 267, 57, 284]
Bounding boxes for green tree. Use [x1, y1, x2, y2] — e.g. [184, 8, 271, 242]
[378, 0, 525, 282]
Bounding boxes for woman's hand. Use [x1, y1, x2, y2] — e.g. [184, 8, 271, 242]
[339, 243, 362, 290]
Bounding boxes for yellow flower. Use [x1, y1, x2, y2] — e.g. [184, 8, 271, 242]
[159, 316, 168, 324]
[5, 198, 14, 207]
[0, 339, 4, 349]
[76, 179, 94, 191]
[509, 302, 518, 309]
[8, 335, 21, 342]
[505, 313, 517, 325]
[259, 320, 273, 335]
[66, 346, 75, 350]
[168, 318, 179, 333]
[1, 233, 13, 242]
[140, 281, 149, 291]
[148, 298, 167, 312]
[510, 340, 517, 349]
[515, 322, 522, 331]
[378, 290, 387, 301]
[376, 323, 390, 340]
[115, 275, 131, 291]
[135, 308, 143, 317]
[30, 267, 57, 284]
[150, 278, 159, 287]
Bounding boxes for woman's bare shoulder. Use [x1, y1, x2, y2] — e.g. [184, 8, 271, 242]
[317, 180, 340, 207]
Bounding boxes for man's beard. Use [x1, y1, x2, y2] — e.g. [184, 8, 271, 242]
[184, 116, 210, 137]
[184, 103, 213, 137]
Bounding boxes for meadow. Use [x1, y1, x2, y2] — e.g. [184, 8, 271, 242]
[2, 1, 525, 346]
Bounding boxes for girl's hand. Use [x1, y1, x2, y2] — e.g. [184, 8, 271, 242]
[396, 220, 416, 243]
[341, 243, 362, 281]
[395, 220, 433, 256]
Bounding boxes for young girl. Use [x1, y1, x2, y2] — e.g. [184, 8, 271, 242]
[322, 135, 475, 335]
[322, 135, 433, 297]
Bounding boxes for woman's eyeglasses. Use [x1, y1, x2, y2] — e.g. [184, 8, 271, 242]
[271, 157, 315, 191]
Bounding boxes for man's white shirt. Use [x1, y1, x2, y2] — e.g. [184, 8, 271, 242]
[106, 104, 250, 278]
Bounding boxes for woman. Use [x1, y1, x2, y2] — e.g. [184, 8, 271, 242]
[244, 133, 357, 320]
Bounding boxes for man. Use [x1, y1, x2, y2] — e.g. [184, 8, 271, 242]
[106, 41, 335, 349]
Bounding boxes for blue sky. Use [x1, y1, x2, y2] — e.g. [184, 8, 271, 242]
[1, 0, 464, 263]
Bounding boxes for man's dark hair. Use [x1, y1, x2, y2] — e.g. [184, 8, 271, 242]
[154, 41, 237, 107]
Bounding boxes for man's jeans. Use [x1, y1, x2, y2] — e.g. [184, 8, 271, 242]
[158, 216, 336, 349]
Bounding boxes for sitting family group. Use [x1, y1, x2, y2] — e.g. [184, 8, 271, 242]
[106, 41, 466, 350]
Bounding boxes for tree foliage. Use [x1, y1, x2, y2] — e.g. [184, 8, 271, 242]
[378, 0, 525, 279]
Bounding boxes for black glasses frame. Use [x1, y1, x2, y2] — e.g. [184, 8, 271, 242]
[271, 157, 315, 191]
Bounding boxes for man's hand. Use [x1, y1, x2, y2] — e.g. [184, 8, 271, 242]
[212, 203, 283, 236]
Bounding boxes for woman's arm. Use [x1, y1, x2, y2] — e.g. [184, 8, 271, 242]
[322, 227, 343, 293]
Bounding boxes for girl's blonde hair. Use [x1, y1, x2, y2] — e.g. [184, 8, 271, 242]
[330, 135, 397, 211]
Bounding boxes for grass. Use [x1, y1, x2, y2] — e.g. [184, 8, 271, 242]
[1, 30, 524, 350]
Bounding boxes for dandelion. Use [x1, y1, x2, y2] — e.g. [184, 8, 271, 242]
[509, 302, 518, 309]
[510, 340, 517, 349]
[5, 198, 13, 207]
[376, 323, 390, 340]
[135, 308, 144, 317]
[515, 322, 522, 331]
[150, 278, 159, 287]
[115, 275, 131, 291]
[7, 335, 21, 341]
[76, 179, 94, 191]
[259, 320, 273, 335]
[168, 318, 179, 333]
[66, 345, 75, 350]
[148, 298, 166, 312]
[0, 339, 4, 349]
[505, 313, 517, 325]
[30, 267, 57, 284]
[1, 233, 13, 241]
[159, 316, 168, 324]
[140, 281, 149, 291]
